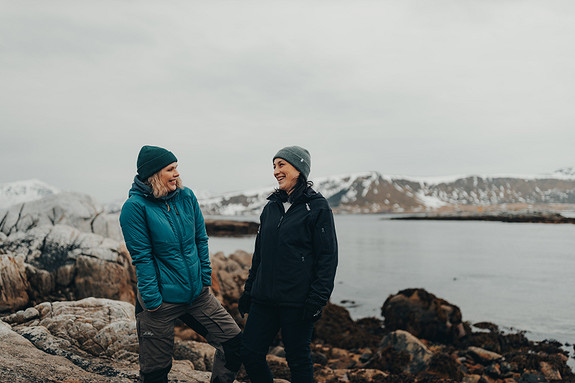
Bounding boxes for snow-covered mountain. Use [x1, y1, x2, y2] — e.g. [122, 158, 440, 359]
[199, 169, 575, 215]
[4, 169, 575, 215]
[0, 179, 60, 209]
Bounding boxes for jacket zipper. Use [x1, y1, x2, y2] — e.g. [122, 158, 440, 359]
[272, 201, 287, 300]
[166, 200, 191, 290]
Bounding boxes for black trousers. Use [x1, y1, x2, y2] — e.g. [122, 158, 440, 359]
[241, 302, 314, 383]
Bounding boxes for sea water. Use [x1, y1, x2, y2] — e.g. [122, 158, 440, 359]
[208, 214, 575, 362]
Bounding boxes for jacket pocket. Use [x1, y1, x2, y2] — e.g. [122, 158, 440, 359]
[320, 226, 335, 253]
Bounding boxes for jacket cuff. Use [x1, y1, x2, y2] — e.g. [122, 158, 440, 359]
[144, 296, 163, 311]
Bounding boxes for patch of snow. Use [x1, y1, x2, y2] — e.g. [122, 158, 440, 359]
[0, 179, 60, 209]
[416, 192, 447, 208]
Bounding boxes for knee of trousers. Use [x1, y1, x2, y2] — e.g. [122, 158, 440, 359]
[240, 343, 267, 365]
[285, 350, 312, 367]
[221, 333, 242, 372]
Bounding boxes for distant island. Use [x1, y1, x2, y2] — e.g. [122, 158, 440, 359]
[389, 211, 575, 224]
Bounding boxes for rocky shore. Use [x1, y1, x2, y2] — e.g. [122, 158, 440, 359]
[1, 193, 574, 382]
[204, 219, 259, 237]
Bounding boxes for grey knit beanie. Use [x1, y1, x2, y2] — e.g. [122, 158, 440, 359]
[137, 145, 178, 180]
[273, 146, 311, 179]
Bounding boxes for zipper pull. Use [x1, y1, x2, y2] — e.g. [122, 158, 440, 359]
[173, 204, 179, 215]
[165, 202, 170, 212]
[277, 216, 284, 228]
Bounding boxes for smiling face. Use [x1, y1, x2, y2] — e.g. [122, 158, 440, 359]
[273, 158, 300, 194]
[159, 162, 180, 193]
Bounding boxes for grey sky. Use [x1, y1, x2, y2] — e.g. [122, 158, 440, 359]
[1, 1, 574, 203]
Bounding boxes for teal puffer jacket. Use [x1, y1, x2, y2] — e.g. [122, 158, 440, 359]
[119, 177, 210, 310]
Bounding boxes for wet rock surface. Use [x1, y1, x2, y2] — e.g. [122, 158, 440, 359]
[381, 288, 467, 343]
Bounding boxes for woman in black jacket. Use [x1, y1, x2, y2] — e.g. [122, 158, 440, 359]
[239, 146, 338, 383]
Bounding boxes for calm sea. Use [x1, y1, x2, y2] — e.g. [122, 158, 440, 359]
[208, 214, 575, 362]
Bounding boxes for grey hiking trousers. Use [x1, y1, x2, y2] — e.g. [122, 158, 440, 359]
[136, 287, 241, 383]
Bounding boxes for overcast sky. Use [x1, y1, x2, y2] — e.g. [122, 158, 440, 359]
[1, 1, 574, 203]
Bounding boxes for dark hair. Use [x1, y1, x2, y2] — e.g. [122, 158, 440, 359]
[274, 174, 314, 203]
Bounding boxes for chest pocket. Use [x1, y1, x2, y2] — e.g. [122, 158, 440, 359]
[279, 205, 313, 250]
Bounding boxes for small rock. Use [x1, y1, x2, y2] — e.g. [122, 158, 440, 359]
[485, 363, 501, 378]
[311, 350, 328, 366]
[462, 375, 481, 383]
[379, 329, 433, 374]
[479, 374, 499, 383]
[22, 307, 39, 321]
[539, 361, 561, 381]
[269, 345, 286, 357]
[468, 346, 503, 362]
[359, 352, 372, 363]
[518, 371, 548, 382]
[348, 368, 388, 381]
[174, 340, 215, 371]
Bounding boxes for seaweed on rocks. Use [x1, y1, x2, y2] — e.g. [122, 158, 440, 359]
[424, 352, 465, 381]
[313, 302, 382, 349]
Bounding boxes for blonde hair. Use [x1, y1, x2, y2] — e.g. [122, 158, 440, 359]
[147, 173, 183, 198]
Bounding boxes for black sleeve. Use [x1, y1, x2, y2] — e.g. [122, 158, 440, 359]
[307, 206, 338, 307]
[244, 220, 262, 294]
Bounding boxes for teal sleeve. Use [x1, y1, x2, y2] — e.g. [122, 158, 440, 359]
[119, 201, 163, 310]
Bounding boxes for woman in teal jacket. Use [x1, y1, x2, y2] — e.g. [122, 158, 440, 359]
[120, 145, 241, 383]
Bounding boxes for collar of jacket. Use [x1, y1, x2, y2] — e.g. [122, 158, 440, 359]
[267, 187, 318, 204]
[128, 175, 180, 201]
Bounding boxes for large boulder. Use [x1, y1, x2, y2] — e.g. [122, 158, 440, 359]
[0, 250, 30, 311]
[0, 193, 135, 311]
[0, 318, 133, 383]
[0, 299, 218, 382]
[3, 298, 138, 360]
[0, 224, 136, 311]
[381, 288, 466, 343]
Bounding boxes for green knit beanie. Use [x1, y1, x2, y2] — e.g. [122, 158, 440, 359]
[137, 145, 178, 180]
[273, 146, 311, 179]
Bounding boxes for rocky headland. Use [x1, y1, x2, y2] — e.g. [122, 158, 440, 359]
[390, 212, 575, 225]
[1, 193, 573, 382]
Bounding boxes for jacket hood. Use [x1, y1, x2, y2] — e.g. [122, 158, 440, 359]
[128, 175, 180, 201]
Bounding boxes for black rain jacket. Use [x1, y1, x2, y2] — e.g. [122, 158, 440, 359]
[244, 188, 338, 308]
